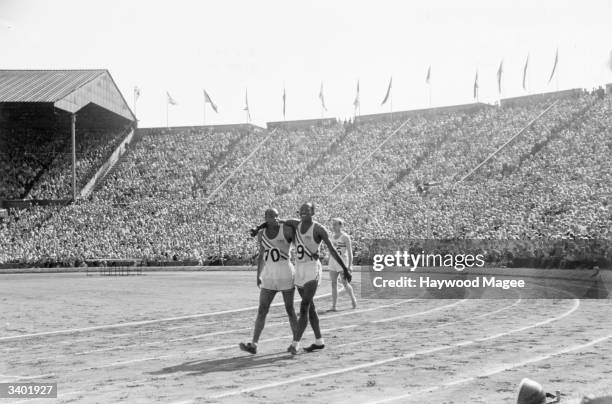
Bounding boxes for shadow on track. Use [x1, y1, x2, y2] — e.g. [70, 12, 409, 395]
[148, 352, 294, 376]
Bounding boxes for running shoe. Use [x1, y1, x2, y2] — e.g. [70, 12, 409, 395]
[239, 342, 257, 354]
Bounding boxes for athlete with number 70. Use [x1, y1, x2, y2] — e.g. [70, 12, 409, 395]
[239, 208, 298, 355]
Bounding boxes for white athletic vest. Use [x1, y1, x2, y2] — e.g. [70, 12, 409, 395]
[261, 224, 291, 262]
[330, 233, 349, 264]
[295, 221, 321, 263]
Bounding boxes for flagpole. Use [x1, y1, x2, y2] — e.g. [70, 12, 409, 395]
[525, 54, 530, 95]
[556, 48, 559, 92]
[282, 83, 286, 122]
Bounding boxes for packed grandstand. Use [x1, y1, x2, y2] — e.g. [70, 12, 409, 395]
[0, 71, 610, 267]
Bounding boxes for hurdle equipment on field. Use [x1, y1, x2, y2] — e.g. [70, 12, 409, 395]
[99, 265, 143, 276]
[85, 259, 143, 276]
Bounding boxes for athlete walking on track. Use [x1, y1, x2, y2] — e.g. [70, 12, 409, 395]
[240, 208, 298, 354]
[251, 202, 352, 354]
[328, 218, 357, 311]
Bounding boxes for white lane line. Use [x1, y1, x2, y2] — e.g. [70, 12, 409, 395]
[338, 297, 522, 349]
[323, 300, 410, 319]
[34, 298, 421, 360]
[166, 299, 416, 343]
[46, 299, 523, 395]
[367, 329, 612, 403]
[0, 373, 55, 382]
[100, 321, 220, 338]
[0, 292, 333, 342]
[209, 299, 580, 399]
[59, 324, 364, 393]
[167, 321, 217, 331]
[14, 298, 434, 375]
[91, 325, 364, 371]
[372, 299, 467, 323]
[63, 327, 256, 357]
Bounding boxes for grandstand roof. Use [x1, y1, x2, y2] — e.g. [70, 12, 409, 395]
[0, 69, 135, 122]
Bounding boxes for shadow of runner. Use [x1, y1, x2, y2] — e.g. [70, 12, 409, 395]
[148, 352, 294, 376]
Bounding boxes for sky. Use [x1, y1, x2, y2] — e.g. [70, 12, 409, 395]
[1, 0, 611, 127]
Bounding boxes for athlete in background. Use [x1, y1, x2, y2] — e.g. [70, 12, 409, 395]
[250, 202, 352, 354]
[240, 208, 298, 354]
[328, 218, 357, 311]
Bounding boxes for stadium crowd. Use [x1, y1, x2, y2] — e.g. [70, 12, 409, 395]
[1, 91, 610, 266]
[1, 128, 128, 200]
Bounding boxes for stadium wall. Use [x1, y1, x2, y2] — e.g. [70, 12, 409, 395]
[355, 102, 490, 123]
[500, 88, 584, 108]
[137, 123, 263, 135]
[266, 117, 338, 130]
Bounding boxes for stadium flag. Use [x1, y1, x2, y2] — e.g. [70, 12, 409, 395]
[381, 76, 392, 105]
[522, 53, 529, 90]
[548, 48, 558, 84]
[353, 80, 360, 109]
[167, 91, 178, 105]
[203, 90, 218, 113]
[319, 81, 328, 112]
[282, 87, 286, 119]
[243, 88, 251, 122]
[473, 70, 479, 100]
[426, 66, 432, 107]
[133, 86, 141, 116]
[497, 59, 504, 94]
[166, 91, 177, 127]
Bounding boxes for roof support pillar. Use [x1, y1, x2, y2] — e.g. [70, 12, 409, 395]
[71, 113, 77, 201]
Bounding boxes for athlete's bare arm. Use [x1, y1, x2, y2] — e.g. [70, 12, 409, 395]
[279, 218, 300, 228]
[283, 223, 296, 243]
[345, 233, 353, 269]
[256, 232, 264, 287]
[250, 218, 299, 237]
[315, 224, 352, 283]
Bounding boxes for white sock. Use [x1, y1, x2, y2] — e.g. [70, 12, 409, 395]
[291, 340, 299, 348]
[315, 338, 324, 345]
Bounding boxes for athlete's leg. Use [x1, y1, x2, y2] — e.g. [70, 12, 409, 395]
[295, 280, 321, 341]
[252, 288, 277, 343]
[281, 288, 298, 340]
[330, 270, 339, 310]
[341, 273, 357, 308]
